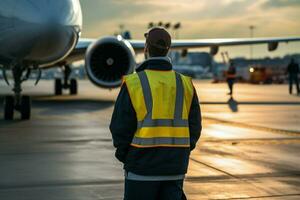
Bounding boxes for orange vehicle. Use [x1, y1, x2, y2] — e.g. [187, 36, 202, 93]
[249, 67, 273, 84]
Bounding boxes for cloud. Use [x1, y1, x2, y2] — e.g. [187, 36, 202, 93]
[77, 0, 300, 60]
[80, 0, 159, 22]
[79, 0, 300, 39]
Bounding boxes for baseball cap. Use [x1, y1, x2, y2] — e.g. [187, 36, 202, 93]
[144, 27, 171, 50]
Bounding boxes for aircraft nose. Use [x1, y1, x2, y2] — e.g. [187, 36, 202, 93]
[0, 0, 82, 64]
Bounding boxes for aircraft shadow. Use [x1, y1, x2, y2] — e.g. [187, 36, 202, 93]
[34, 99, 114, 116]
[0, 95, 115, 119]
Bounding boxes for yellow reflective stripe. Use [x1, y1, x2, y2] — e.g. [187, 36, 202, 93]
[181, 75, 194, 119]
[134, 127, 190, 138]
[174, 73, 184, 120]
[124, 73, 147, 121]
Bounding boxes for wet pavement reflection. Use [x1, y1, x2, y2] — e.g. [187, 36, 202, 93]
[0, 80, 299, 199]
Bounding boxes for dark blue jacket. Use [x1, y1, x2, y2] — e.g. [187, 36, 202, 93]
[109, 58, 202, 175]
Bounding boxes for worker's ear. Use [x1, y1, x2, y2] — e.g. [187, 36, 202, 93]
[144, 43, 148, 53]
[144, 43, 149, 59]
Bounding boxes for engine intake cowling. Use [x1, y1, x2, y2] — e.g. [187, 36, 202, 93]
[85, 36, 135, 88]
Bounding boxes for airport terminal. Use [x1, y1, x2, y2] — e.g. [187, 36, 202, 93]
[0, 0, 300, 199]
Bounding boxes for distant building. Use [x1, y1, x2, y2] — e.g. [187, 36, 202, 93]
[170, 51, 214, 78]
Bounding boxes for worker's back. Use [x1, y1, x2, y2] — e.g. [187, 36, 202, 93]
[123, 69, 194, 175]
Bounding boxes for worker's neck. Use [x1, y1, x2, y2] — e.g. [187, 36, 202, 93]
[136, 56, 172, 72]
[147, 56, 171, 63]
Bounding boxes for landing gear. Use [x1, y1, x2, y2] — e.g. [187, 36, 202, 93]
[55, 65, 78, 95]
[20, 96, 31, 120]
[55, 79, 63, 95]
[4, 96, 14, 120]
[4, 95, 31, 120]
[2, 64, 37, 120]
[70, 78, 78, 95]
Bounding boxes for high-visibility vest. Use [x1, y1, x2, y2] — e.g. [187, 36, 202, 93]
[124, 70, 194, 148]
[226, 72, 236, 79]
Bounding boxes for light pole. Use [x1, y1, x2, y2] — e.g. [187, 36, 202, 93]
[164, 22, 171, 29]
[173, 22, 181, 39]
[119, 24, 125, 35]
[249, 25, 256, 59]
[148, 22, 154, 29]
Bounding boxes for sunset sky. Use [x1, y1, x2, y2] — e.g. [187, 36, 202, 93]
[79, 0, 300, 61]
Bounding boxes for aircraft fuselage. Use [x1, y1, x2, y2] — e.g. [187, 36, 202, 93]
[0, 0, 82, 67]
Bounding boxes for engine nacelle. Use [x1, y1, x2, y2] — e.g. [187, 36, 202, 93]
[85, 36, 136, 88]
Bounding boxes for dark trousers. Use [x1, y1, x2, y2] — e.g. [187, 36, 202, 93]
[289, 75, 300, 94]
[124, 179, 186, 200]
[227, 79, 235, 95]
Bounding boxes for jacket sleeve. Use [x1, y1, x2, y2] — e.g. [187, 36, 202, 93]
[109, 83, 137, 163]
[188, 89, 202, 151]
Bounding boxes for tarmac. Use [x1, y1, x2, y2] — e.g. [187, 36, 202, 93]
[0, 80, 299, 200]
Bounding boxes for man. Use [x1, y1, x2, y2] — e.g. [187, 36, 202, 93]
[286, 58, 300, 95]
[226, 61, 236, 96]
[110, 27, 201, 200]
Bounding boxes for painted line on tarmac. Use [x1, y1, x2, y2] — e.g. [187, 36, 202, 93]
[186, 171, 300, 182]
[203, 116, 300, 136]
[189, 158, 300, 197]
[202, 138, 300, 145]
[190, 157, 239, 179]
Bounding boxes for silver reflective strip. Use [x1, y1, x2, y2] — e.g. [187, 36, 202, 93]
[132, 137, 190, 146]
[137, 119, 188, 129]
[137, 71, 152, 113]
[125, 171, 185, 181]
[174, 73, 184, 120]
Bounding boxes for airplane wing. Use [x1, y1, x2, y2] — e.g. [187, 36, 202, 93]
[64, 36, 300, 63]
[129, 37, 300, 53]
[61, 38, 93, 64]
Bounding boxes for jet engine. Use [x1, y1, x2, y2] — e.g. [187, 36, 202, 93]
[85, 36, 136, 88]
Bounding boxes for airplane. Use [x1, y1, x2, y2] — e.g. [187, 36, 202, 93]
[1, 0, 300, 120]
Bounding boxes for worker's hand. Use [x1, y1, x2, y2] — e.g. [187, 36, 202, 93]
[115, 147, 128, 163]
